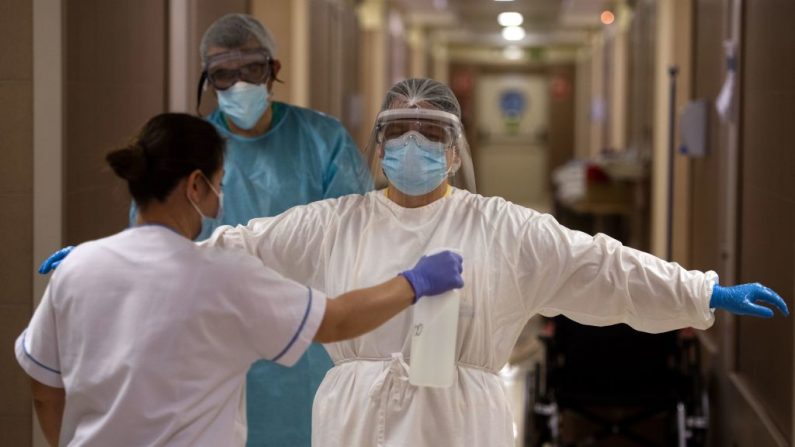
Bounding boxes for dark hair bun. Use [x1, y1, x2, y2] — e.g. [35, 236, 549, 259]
[107, 144, 147, 182]
[106, 113, 225, 206]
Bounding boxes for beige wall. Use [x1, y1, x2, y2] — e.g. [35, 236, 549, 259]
[588, 32, 606, 159]
[689, 0, 795, 445]
[650, 0, 674, 258]
[573, 46, 591, 160]
[647, 0, 694, 260]
[308, 0, 362, 126]
[608, 3, 630, 152]
[736, 0, 795, 440]
[670, 0, 693, 266]
[357, 0, 389, 146]
[547, 65, 576, 181]
[689, 1, 735, 444]
[63, 0, 168, 244]
[407, 25, 430, 79]
[0, 0, 34, 444]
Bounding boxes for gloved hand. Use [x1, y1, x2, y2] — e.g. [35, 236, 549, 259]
[38, 246, 75, 274]
[400, 250, 464, 303]
[710, 283, 789, 318]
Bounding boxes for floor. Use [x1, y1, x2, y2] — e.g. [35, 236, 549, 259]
[500, 315, 545, 447]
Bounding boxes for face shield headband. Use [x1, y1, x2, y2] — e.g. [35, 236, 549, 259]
[374, 109, 463, 146]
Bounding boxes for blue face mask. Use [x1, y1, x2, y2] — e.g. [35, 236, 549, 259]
[188, 174, 224, 238]
[217, 81, 269, 130]
[382, 131, 449, 196]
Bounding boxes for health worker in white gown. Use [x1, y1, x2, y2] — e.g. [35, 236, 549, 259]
[18, 113, 465, 447]
[203, 79, 788, 447]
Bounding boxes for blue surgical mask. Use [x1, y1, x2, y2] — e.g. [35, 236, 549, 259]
[382, 131, 449, 196]
[188, 174, 224, 237]
[217, 81, 269, 130]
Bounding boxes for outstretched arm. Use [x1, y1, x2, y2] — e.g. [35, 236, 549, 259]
[520, 212, 787, 333]
[315, 277, 413, 343]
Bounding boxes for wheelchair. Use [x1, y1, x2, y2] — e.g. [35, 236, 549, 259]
[525, 317, 709, 447]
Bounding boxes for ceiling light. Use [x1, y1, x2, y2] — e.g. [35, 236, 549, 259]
[600, 10, 615, 25]
[497, 12, 523, 27]
[494, 0, 515, 2]
[501, 26, 525, 41]
[503, 45, 523, 60]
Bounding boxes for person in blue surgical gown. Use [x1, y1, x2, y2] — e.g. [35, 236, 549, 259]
[141, 13, 371, 447]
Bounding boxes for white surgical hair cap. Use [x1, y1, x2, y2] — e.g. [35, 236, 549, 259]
[379, 78, 462, 118]
[200, 13, 277, 65]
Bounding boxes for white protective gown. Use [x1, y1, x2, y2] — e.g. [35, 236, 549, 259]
[205, 188, 717, 447]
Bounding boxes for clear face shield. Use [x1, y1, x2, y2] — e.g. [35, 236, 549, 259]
[364, 108, 476, 195]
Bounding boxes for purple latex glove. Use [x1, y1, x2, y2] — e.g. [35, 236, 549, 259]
[400, 250, 464, 303]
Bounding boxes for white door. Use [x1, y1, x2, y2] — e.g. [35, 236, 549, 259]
[474, 74, 550, 210]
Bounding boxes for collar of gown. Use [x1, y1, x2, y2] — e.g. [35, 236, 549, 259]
[377, 185, 455, 214]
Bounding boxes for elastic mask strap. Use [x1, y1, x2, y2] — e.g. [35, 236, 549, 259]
[195, 71, 208, 116]
[188, 173, 218, 218]
[188, 196, 207, 220]
[446, 146, 461, 177]
[201, 173, 221, 198]
[269, 59, 283, 84]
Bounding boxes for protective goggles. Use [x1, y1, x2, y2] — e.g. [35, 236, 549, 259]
[375, 109, 462, 147]
[196, 48, 279, 112]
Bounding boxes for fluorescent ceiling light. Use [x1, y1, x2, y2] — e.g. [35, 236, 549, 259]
[497, 12, 523, 27]
[501, 26, 526, 41]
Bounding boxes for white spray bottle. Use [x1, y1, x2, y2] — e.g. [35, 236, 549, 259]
[409, 248, 462, 388]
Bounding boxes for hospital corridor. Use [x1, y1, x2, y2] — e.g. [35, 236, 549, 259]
[2, 0, 795, 446]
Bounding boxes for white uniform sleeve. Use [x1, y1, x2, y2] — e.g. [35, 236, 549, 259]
[202, 202, 331, 283]
[519, 212, 716, 333]
[15, 285, 63, 388]
[227, 255, 327, 367]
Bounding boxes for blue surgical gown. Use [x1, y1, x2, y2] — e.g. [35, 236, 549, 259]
[131, 102, 372, 447]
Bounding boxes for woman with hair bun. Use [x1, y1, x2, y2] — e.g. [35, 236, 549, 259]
[15, 113, 464, 447]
